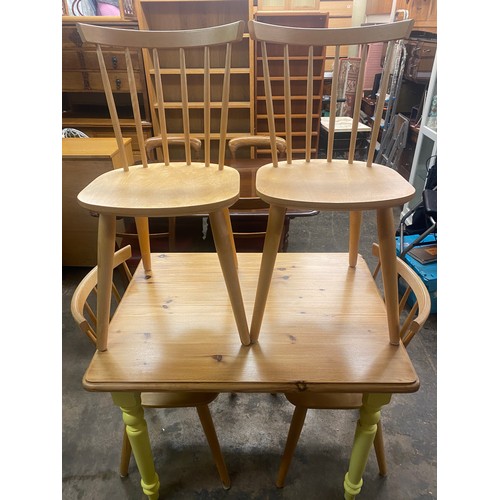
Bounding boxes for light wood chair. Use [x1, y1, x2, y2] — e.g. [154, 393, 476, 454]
[76, 21, 250, 349]
[275, 243, 432, 487]
[248, 19, 416, 345]
[70, 245, 231, 489]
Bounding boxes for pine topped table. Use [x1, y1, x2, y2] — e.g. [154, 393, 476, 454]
[83, 252, 419, 499]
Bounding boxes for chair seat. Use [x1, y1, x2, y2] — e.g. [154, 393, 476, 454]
[141, 392, 219, 408]
[285, 392, 363, 410]
[256, 159, 415, 210]
[77, 162, 241, 217]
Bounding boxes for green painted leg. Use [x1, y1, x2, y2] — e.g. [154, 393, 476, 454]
[112, 392, 160, 499]
[343, 393, 391, 500]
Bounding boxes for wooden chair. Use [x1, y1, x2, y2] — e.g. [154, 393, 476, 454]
[70, 245, 231, 489]
[275, 243, 432, 487]
[247, 19, 416, 344]
[76, 21, 250, 349]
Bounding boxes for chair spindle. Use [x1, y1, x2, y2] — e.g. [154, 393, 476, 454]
[204, 46, 211, 167]
[327, 46, 341, 163]
[153, 47, 170, 166]
[305, 45, 314, 162]
[218, 42, 232, 170]
[179, 47, 192, 165]
[96, 44, 129, 170]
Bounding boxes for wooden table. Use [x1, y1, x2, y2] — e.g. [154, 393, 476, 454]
[83, 252, 419, 499]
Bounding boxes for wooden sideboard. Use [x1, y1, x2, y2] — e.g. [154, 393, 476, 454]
[62, 138, 133, 266]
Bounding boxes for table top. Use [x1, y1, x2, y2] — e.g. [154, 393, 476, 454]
[83, 252, 419, 394]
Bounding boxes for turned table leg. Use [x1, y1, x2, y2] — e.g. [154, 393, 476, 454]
[344, 394, 391, 500]
[112, 392, 160, 499]
[344, 393, 391, 500]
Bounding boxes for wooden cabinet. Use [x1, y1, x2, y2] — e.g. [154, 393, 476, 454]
[253, 11, 328, 158]
[366, 0, 436, 33]
[62, 138, 133, 266]
[62, 2, 152, 162]
[135, 0, 253, 161]
[258, 0, 320, 9]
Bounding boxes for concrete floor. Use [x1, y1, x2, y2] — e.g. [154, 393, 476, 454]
[62, 209, 437, 499]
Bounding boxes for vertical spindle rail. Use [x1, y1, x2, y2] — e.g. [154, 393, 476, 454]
[327, 45, 341, 163]
[153, 48, 170, 166]
[305, 45, 314, 162]
[218, 43, 232, 170]
[367, 40, 395, 167]
[348, 43, 368, 164]
[125, 47, 148, 168]
[96, 44, 129, 170]
[283, 44, 292, 164]
[261, 42, 279, 168]
[204, 46, 211, 167]
[179, 47, 192, 165]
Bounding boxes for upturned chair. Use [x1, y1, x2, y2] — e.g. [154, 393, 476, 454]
[76, 21, 250, 349]
[70, 245, 231, 489]
[275, 243, 431, 487]
[248, 19, 416, 344]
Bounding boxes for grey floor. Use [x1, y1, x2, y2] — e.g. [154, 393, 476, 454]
[62, 210, 437, 499]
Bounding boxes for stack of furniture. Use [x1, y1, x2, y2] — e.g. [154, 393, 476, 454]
[67, 16, 435, 500]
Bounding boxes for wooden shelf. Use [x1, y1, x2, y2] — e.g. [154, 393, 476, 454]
[253, 10, 328, 158]
[136, 0, 254, 160]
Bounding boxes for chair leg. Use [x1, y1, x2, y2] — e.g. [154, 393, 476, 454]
[250, 204, 287, 343]
[120, 424, 132, 478]
[223, 207, 238, 270]
[376, 208, 400, 345]
[168, 217, 176, 252]
[349, 211, 362, 268]
[373, 420, 387, 476]
[135, 216, 152, 277]
[276, 406, 308, 488]
[209, 208, 250, 345]
[196, 405, 231, 490]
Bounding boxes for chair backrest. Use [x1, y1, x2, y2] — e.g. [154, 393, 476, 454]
[71, 246, 132, 346]
[371, 243, 431, 347]
[248, 19, 414, 166]
[76, 21, 245, 170]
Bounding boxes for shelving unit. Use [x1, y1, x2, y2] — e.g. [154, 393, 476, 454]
[135, 0, 254, 161]
[62, 1, 152, 162]
[403, 55, 436, 217]
[253, 10, 328, 158]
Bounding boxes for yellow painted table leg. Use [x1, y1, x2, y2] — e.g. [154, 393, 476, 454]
[96, 213, 116, 352]
[112, 392, 160, 500]
[344, 393, 391, 500]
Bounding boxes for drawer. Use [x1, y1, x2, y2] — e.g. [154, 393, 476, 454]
[62, 49, 141, 71]
[62, 24, 137, 48]
[62, 70, 143, 92]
